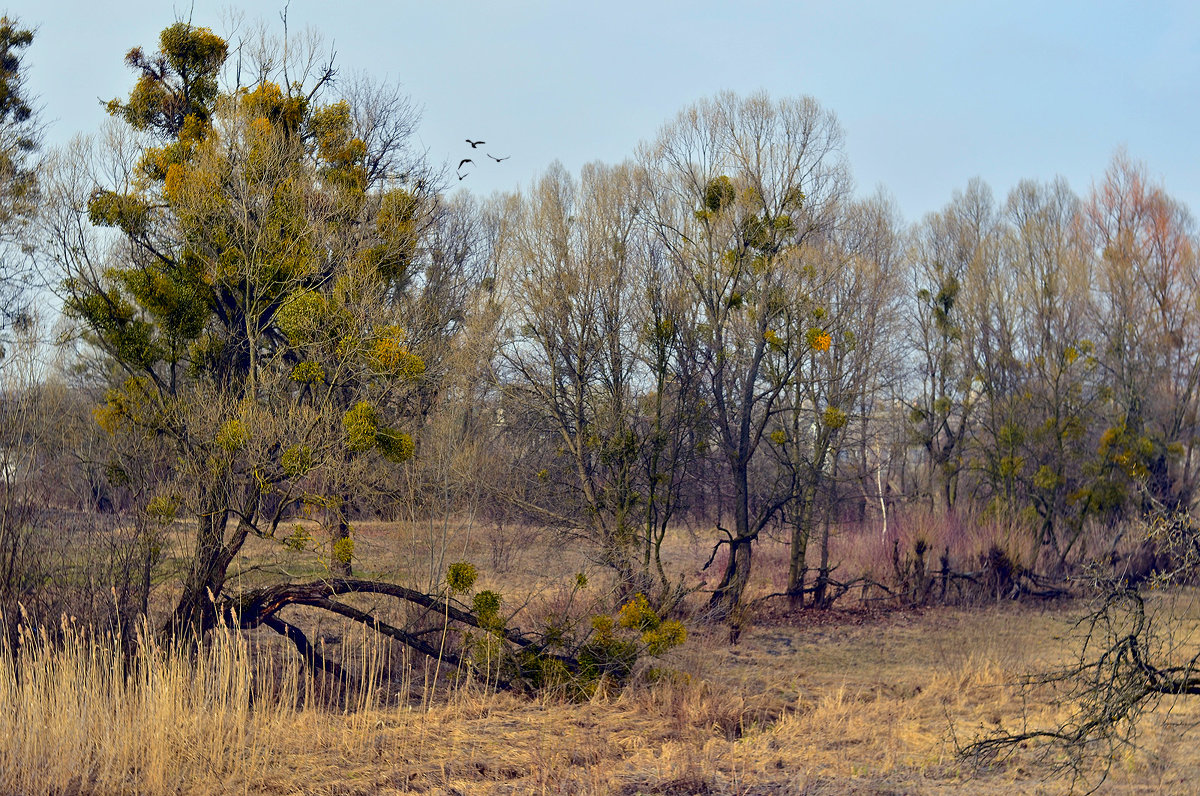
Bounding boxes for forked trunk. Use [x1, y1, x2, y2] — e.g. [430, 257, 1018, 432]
[708, 536, 752, 620]
[166, 489, 255, 639]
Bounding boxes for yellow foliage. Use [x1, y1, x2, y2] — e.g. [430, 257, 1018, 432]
[369, 327, 425, 379]
[446, 561, 478, 594]
[249, 116, 272, 139]
[280, 445, 313, 478]
[807, 327, 832, 352]
[93, 403, 123, 436]
[93, 376, 157, 436]
[823, 406, 848, 430]
[376, 428, 415, 463]
[276, 290, 326, 344]
[472, 590, 503, 627]
[289, 361, 325, 384]
[178, 113, 207, 145]
[240, 81, 307, 131]
[311, 101, 352, 152]
[617, 593, 659, 633]
[642, 619, 687, 655]
[591, 614, 615, 639]
[1033, 465, 1059, 491]
[163, 163, 185, 202]
[144, 494, 178, 524]
[998, 455, 1025, 478]
[284, 524, 310, 551]
[216, 418, 248, 451]
[331, 536, 354, 566]
[342, 402, 378, 452]
[335, 334, 360, 361]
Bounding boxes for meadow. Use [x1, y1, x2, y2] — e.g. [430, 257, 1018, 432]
[3, 518, 1199, 795]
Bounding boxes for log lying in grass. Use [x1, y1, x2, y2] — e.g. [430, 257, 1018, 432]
[221, 578, 580, 690]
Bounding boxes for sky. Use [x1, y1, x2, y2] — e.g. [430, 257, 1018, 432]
[10, 0, 1200, 225]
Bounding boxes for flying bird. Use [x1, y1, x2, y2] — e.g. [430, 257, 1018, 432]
[458, 158, 474, 170]
[465, 139, 485, 148]
[487, 153, 510, 162]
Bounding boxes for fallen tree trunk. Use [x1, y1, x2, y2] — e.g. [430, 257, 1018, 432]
[219, 578, 581, 691]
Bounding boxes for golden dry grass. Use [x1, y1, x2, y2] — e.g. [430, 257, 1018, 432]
[13, 517, 1200, 794]
[4, 598, 1200, 795]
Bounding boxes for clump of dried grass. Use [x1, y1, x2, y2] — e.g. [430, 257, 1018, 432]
[0, 616, 304, 794]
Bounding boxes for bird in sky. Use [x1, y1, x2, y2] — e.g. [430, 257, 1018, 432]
[487, 153, 510, 162]
[465, 139, 485, 148]
[458, 158, 474, 170]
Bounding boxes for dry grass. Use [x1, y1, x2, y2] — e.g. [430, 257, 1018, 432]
[0, 618, 298, 794]
[12, 516, 1200, 794]
[4, 598, 1200, 794]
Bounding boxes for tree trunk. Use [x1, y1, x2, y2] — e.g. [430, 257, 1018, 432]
[814, 456, 839, 608]
[785, 489, 815, 607]
[813, 512, 832, 608]
[166, 485, 255, 639]
[330, 512, 352, 577]
[709, 535, 753, 620]
[168, 507, 229, 637]
[707, 454, 755, 619]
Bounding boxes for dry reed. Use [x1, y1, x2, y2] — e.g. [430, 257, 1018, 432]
[0, 615, 307, 794]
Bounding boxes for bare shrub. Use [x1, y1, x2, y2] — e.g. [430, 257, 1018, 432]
[963, 509, 1200, 787]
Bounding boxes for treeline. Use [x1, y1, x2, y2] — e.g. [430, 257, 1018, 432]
[0, 20, 1197, 644]
[486, 123, 1199, 617]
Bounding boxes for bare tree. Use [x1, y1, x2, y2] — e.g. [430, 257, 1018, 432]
[1082, 152, 1200, 512]
[767, 194, 903, 606]
[994, 178, 1101, 568]
[642, 91, 851, 618]
[963, 509, 1200, 788]
[905, 179, 997, 511]
[494, 160, 662, 595]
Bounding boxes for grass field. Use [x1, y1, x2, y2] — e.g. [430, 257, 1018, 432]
[6, 599, 1200, 794]
[5, 518, 1200, 794]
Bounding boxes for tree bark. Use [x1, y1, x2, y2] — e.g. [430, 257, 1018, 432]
[708, 458, 754, 619]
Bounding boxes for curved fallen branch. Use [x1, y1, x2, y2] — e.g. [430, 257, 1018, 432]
[221, 577, 582, 690]
[228, 578, 528, 647]
[261, 614, 354, 684]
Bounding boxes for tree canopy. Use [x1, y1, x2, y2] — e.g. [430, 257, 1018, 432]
[61, 22, 430, 634]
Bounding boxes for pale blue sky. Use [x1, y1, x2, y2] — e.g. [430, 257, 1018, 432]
[13, 0, 1199, 223]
